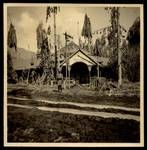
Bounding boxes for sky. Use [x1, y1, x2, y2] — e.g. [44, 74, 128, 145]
[7, 5, 140, 53]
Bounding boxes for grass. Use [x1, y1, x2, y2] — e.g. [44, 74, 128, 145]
[7, 84, 140, 108]
[8, 106, 140, 143]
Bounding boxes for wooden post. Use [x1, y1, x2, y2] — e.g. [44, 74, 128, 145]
[65, 36, 68, 85]
[68, 65, 71, 89]
[63, 32, 73, 88]
[88, 66, 91, 85]
[97, 65, 99, 78]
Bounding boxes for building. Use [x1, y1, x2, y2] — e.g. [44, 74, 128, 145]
[58, 42, 109, 84]
[8, 42, 109, 84]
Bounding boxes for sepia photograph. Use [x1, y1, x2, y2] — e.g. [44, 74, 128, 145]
[4, 3, 144, 147]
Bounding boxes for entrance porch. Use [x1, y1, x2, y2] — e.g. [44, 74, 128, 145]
[60, 49, 100, 86]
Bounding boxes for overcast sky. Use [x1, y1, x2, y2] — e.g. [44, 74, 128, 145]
[7, 5, 140, 53]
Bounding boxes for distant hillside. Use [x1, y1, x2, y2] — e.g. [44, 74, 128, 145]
[8, 47, 40, 70]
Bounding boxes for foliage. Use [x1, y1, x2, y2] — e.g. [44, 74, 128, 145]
[36, 23, 44, 50]
[102, 7, 121, 80]
[127, 17, 140, 45]
[122, 17, 140, 82]
[46, 6, 60, 79]
[7, 52, 17, 83]
[93, 38, 101, 56]
[7, 23, 18, 83]
[7, 23, 17, 50]
[7, 52, 13, 77]
[123, 46, 140, 82]
[81, 14, 92, 40]
[93, 37, 108, 57]
[106, 7, 120, 64]
[81, 14, 93, 53]
[46, 6, 60, 22]
[36, 23, 54, 82]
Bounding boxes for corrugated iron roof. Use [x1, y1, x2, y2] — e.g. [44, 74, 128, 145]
[59, 41, 80, 55]
[8, 47, 40, 70]
[90, 56, 109, 66]
[8, 43, 109, 71]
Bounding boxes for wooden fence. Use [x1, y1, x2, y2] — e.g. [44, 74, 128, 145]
[90, 77, 107, 90]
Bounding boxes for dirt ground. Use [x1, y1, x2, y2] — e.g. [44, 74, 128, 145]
[8, 107, 140, 142]
[7, 83, 140, 108]
[7, 83, 140, 143]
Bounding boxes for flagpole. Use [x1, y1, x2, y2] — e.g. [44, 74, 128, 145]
[63, 32, 73, 89]
[57, 35, 60, 72]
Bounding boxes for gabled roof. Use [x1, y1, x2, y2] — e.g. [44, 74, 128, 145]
[60, 49, 100, 67]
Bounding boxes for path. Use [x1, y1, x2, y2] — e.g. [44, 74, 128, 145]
[7, 96, 140, 122]
[8, 96, 140, 112]
[8, 103, 140, 121]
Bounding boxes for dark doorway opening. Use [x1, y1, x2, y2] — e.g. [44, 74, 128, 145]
[71, 62, 89, 84]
